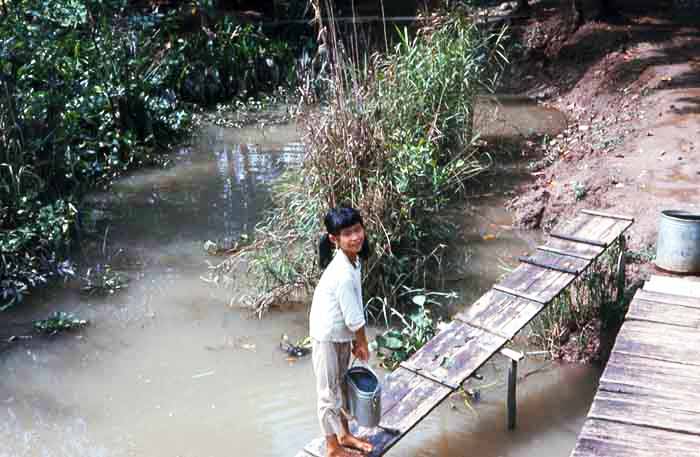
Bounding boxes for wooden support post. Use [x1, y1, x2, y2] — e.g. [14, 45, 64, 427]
[500, 348, 524, 430]
[617, 235, 627, 305]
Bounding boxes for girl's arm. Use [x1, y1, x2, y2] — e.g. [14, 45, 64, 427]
[353, 326, 369, 361]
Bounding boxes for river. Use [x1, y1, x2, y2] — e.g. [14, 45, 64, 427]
[0, 99, 597, 457]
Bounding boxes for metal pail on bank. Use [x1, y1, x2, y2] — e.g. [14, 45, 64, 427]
[346, 365, 381, 428]
[655, 210, 700, 274]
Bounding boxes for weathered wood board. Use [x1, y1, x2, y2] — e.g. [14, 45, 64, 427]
[589, 389, 700, 435]
[644, 275, 700, 299]
[518, 250, 591, 274]
[612, 319, 700, 367]
[552, 213, 632, 247]
[378, 367, 452, 434]
[400, 321, 506, 389]
[496, 263, 576, 304]
[454, 289, 544, 340]
[571, 419, 700, 457]
[633, 289, 700, 309]
[541, 212, 630, 260]
[599, 351, 700, 414]
[627, 297, 700, 328]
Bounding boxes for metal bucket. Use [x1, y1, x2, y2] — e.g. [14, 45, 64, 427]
[655, 210, 700, 273]
[345, 365, 381, 428]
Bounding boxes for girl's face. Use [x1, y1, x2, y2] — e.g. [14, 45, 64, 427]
[330, 223, 365, 258]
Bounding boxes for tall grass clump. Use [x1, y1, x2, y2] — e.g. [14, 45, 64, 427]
[209, 5, 508, 319]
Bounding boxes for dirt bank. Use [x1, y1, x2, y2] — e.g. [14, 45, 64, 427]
[501, 1, 699, 281]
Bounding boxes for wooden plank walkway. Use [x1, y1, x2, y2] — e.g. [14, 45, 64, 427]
[571, 275, 700, 457]
[295, 210, 633, 457]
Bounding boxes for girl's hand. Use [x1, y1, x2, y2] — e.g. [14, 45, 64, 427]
[353, 340, 370, 362]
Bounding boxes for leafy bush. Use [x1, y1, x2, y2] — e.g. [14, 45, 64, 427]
[0, 0, 301, 309]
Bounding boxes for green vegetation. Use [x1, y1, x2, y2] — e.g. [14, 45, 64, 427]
[33, 311, 88, 334]
[371, 296, 438, 370]
[208, 4, 508, 367]
[530, 237, 628, 361]
[1, 0, 300, 309]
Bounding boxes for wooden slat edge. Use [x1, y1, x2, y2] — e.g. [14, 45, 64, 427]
[398, 363, 460, 390]
[537, 245, 597, 261]
[550, 232, 608, 248]
[518, 255, 582, 275]
[580, 209, 635, 222]
[492, 284, 551, 305]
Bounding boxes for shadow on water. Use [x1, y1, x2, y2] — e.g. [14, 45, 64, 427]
[0, 98, 583, 457]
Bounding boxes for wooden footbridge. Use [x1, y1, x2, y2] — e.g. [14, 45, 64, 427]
[294, 209, 634, 457]
[571, 274, 700, 457]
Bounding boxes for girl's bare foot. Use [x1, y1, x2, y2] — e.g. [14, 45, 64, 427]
[339, 434, 373, 454]
[327, 442, 360, 457]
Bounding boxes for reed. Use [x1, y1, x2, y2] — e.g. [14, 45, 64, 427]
[209, 4, 509, 319]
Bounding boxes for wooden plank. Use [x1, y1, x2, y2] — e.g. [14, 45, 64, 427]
[634, 289, 700, 309]
[497, 263, 576, 304]
[580, 209, 635, 222]
[378, 367, 452, 434]
[599, 351, 700, 414]
[589, 389, 700, 435]
[550, 232, 608, 248]
[518, 250, 590, 274]
[400, 321, 506, 389]
[537, 244, 597, 261]
[571, 419, 700, 457]
[613, 319, 700, 367]
[542, 238, 604, 261]
[454, 289, 544, 340]
[627, 298, 700, 328]
[644, 275, 700, 299]
[550, 213, 631, 248]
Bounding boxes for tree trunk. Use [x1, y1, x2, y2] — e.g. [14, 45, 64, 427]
[515, 0, 531, 12]
[572, 0, 584, 28]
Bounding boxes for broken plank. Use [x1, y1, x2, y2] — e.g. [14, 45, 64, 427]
[634, 289, 700, 309]
[497, 262, 576, 304]
[612, 319, 700, 367]
[378, 368, 452, 435]
[599, 351, 700, 414]
[627, 297, 700, 328]
[588, 389, 700, 435]
[571, 419, 700, 457]
[454, 289, 544, 340]
[400, 321, 506, 389]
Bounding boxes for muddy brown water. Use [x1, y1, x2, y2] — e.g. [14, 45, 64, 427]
[0, 100, 595, 457]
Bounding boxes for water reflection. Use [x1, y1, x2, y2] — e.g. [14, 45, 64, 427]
[0, 100, 583, 457]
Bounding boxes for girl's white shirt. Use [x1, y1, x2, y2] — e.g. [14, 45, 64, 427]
[309, 249, 366, 342]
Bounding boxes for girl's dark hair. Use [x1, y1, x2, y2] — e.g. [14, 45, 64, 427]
[319, 207, 370, 269]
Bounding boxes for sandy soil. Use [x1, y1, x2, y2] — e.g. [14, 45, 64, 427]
[500, 1, 700, 281]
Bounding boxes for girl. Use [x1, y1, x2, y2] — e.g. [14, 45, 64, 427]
[309, 207, 374, 457]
